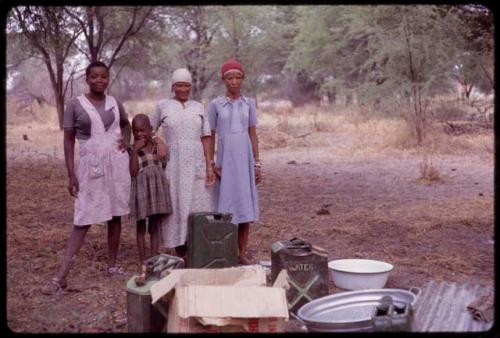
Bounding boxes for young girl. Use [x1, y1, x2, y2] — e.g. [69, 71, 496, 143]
[130, 114, 172, 264]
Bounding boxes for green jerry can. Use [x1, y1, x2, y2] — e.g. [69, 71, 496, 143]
[186, 212, 239, 268]
[270, 238, 329, 314]
[126, 277, 166, 332]
[126, 254, 183, 332]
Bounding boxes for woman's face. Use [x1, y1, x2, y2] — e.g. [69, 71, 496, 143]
[223, 71, 244, 95]
[86, 66, 109, 94]
[173, 82, 191, 102]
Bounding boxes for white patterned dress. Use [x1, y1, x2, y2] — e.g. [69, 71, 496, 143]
[73, 95, 131, 225]
[150, 99, 216, 248]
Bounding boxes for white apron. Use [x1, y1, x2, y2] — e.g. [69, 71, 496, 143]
[73, 95, 130, 226]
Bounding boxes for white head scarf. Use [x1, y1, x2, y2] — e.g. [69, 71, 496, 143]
[171, 68, 192, 85]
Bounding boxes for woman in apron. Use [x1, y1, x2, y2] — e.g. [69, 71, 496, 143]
[42, 61, 131, 294]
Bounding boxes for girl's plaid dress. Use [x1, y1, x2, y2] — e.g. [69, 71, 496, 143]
[129, 142, 172, 222]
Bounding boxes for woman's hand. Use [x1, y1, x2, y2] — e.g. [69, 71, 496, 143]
[117, 137, 128, 152]
[206, 167, 215, 186]
[68, 175, 79, 197]
[154, 136, 168, 161]
[255, 167, 262, 184]
[213, 165, 221, 178]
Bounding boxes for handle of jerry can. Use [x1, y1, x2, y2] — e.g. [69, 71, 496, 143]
[288, 237, 312, 251]
[202, 212, 233, 222]
[409, 286, 422, 298]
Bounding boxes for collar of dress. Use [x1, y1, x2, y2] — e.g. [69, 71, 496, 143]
[169, 98, 194, 107]
[82, 94, 116, 112]
[218, 95, 249, 106]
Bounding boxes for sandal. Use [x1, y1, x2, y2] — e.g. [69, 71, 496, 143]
[41, 277, 67, 295]
[107, 266, 126, 275]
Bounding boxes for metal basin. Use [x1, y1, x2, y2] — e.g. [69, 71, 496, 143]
[296, 288, 420, 332]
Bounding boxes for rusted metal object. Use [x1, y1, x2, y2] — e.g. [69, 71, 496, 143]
[271, 238, 329, 313]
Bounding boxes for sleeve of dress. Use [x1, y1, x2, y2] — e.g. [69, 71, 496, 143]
[150, 102, 161, 132]
[249, 97, 257, 127]
[207, 100, 217, 130]
[201, 103, 211, 137]
[62, 99, 75, 130]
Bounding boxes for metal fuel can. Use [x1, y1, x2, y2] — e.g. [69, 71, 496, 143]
[126, 277, 166, 332]
[271, 237, 329, 313]
[186, 212, 238, 268]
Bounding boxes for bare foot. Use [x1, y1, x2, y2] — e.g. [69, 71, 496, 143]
[239, 255, 253, 265]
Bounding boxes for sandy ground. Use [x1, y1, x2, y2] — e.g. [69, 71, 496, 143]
[6, 125, 494, 332]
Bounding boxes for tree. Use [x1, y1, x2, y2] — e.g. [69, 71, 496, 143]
[450, 5, 494, 99]
[8, 6, 157, 127]
[246, 6, 301, 103]
[62, 6, 156, 89]
[285, 6, 374, 106]
[214, 6, 272, 99]
[153, 6, 223, 101]
[9, 6, 83, 129]
[358, 6, 472, 145]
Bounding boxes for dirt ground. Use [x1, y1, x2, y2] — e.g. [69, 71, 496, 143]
[6, 125, 494, 332]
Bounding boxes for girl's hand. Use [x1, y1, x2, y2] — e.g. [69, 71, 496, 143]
[68, 175, 79, 197]
[255, 167, 262, 184]
[206, 168, 215, 186]
[133, 138, 147, 151]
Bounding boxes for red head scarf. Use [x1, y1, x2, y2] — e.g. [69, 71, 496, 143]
[221, 59, 244, 78]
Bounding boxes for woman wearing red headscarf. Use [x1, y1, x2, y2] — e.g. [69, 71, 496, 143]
[207, 59, 261, 265]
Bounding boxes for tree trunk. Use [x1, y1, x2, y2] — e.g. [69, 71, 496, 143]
[345, 92, 352, 107]
[55, 94, 65, 130]
[415, 120, 423, 146]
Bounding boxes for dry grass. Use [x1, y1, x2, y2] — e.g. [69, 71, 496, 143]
[7, 97, 493, 160]
[258, 100, 493, 159]
[121, 99, 158, 119]
[418, 154, 443, 184]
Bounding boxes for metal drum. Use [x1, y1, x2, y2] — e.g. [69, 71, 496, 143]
[296, 288, 421, 332]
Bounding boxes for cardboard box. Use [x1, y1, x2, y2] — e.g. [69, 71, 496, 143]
[150, 266, 289, 333]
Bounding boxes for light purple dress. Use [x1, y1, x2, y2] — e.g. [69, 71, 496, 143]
[207, 96, 259, 224]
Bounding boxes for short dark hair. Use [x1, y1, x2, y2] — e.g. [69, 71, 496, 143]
[85, 61, 109, 78]
[132, 114, 152, 128]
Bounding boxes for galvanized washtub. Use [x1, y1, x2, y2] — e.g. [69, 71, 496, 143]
[295, 288, 421, 332]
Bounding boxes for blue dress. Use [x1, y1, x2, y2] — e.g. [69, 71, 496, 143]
[207, 96, 259, 224]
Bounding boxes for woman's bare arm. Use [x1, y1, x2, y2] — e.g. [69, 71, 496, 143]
[64, 129, 79, 196]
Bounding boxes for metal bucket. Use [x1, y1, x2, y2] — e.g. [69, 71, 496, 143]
[296, 288, 421, 332]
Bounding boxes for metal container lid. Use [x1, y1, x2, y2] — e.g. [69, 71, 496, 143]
[126, 275, 160, 295]
[297, 288, 419, 332]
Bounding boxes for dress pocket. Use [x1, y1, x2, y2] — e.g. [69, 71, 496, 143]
[89, 154, 104, 179]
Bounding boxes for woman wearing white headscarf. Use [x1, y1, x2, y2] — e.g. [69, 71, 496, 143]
[150, 68, 215, 257]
